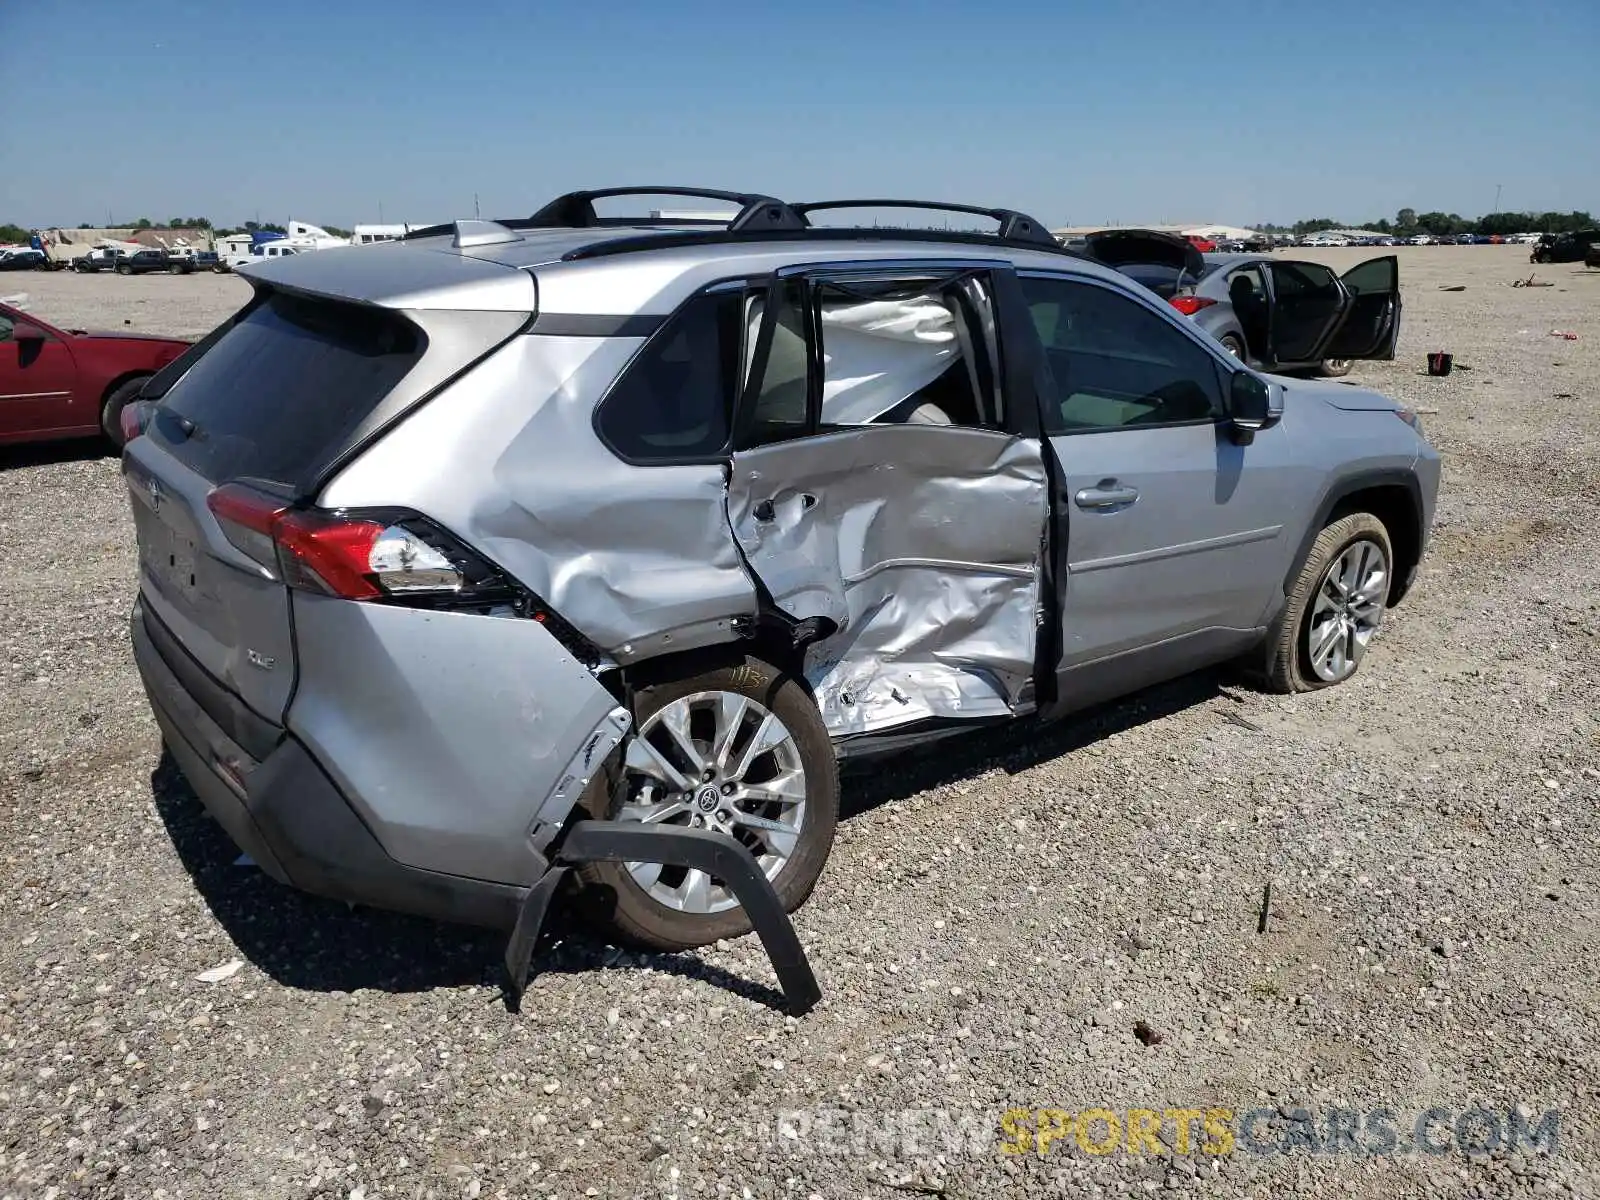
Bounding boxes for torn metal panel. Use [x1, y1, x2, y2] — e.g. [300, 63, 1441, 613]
[728, 425, 1046, 737]
[321, 334, 758, 657]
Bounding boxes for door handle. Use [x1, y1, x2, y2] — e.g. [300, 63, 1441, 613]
[1074, 483, 1139, 510]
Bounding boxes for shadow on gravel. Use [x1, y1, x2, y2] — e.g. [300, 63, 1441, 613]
[838, 668, 1233, 821]
[151, 750, 788, 1007]
[0, 438, 113, 471]
[149, 669, 1238, 1002]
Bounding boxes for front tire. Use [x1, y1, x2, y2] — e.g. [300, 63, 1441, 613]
[1260, 512, 1393, 693]
[1319, 358, 1352, 377]
[575, 656, 838, 951]
[1219, 334, 1246, 360]
[116, 263, 132, 276]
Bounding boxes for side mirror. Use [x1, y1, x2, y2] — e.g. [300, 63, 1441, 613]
[12, 320, 48, 343]
[1225, 371, 1278, 442]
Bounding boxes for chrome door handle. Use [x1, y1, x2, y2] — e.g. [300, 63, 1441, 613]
[1074, 484, 1139, 509]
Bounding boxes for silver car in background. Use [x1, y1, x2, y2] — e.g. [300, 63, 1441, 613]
[123, 188, 1439, 952]
[1079, 229, 1402, 377]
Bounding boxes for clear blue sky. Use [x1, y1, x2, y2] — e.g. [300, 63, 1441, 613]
[1, 0, 1595, 230]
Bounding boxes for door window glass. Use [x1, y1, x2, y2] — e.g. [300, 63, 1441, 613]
[596, 289, 743, 462]
[1021, 276, 1222, 433]
[738, 279, 811, 448]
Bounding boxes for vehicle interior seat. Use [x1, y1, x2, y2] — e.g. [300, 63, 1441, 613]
[1228, 273, 1267, 358]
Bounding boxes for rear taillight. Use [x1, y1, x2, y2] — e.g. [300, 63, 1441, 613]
[119, 400, 151, 443]
[202, 484, 599, 659]
[206, 483, 473, 601]
[1169, 296, 1218, 316]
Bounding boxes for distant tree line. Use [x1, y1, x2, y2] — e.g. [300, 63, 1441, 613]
[1273, 209, 1595, 237]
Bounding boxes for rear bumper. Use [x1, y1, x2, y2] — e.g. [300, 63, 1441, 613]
[132, 597, 527, 929]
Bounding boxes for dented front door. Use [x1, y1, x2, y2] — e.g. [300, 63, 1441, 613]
[727, 424, 1048, 737]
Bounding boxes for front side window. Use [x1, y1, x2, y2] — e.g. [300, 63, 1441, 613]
[1022, 276, 1223, 433]
[596, 289, 743, 461]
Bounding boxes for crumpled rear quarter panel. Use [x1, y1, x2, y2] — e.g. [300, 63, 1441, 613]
[319, 333, 758, 658]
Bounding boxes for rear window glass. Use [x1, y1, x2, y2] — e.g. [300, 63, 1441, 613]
[146, 291, 423, 491]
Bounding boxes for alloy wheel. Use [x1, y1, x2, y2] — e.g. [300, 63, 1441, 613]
[618, 690, 807, 914]
[1306, 538, 1388, 683]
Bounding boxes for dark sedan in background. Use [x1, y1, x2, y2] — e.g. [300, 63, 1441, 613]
[1077, 229, 1401, 377]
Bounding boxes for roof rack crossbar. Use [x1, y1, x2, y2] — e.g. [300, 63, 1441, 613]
[524, 186, 806, 233]
[794, 199, 1060, 249]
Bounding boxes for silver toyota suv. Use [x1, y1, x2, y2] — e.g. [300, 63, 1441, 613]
[124, 188, 1440, 953]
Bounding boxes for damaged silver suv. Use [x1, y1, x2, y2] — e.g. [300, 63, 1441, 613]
[124, 188, 1440, 952]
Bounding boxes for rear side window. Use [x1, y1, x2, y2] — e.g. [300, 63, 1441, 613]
[596, 290, 742, 461]
[147, 291, 423, 490]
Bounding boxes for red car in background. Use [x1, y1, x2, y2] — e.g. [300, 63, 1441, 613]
[0, 300, 191, 448]
[1184, 234, 1218, 253]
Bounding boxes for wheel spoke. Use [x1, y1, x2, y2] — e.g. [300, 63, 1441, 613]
[656, 702, 707, 776]
[625, 736, 693, 792]
[627, 860, 664, 891]
[1313, 580, 1342, 618]
[742, 767, 806, 807]
[617, 797, 690, 825]
[732, 812, 800, 858]
[1347, 622, 1369, 663]
[679, 868, 713, 913]
[1310, 617, 1344, 666]
[710, 693, 749, 774]
[730, 713, 791, 782]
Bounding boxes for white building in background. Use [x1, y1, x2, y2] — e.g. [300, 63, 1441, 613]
[351, 223, 433, 245]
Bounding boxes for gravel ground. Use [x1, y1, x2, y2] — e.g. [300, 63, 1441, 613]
[2, 248, 1597, 1199]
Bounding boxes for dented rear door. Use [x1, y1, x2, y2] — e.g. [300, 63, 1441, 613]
[726, 264, 1048, 738]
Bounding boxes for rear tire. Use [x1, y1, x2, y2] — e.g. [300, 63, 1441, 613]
[575, 656, 838, 951]
[116, 263, 132, 276]
[101, 377, 148, 446]
[1219, 334, 1246, 360]
[168, 263, 183, 275]
[1259, 512, 1393, 693]
[1319, 358, 1352, 377]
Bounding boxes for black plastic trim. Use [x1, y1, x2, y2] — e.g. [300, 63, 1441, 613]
[528, 313, 666, 338]
[503, 822, 821, 1016]
[562, 227, 1083, 263]
[1283, 468, 1424, 599]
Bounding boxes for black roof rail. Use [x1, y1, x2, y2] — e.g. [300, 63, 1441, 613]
[793, 198, 1060, 249]
[560, 226, 1081, 263]
[523, 186, 807, 232]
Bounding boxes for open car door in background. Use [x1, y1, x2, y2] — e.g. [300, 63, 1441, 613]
[725, 268, 1049, 740]
[1320, 255, 1401, 361]
[1264, 260, 1348, 366]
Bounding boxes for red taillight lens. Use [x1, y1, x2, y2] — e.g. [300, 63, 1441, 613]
[119, 401, 149, 444]
[1169, 296, 1218, 316]
[274, 511, 387, 600]
[207, 483, 381, 599]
